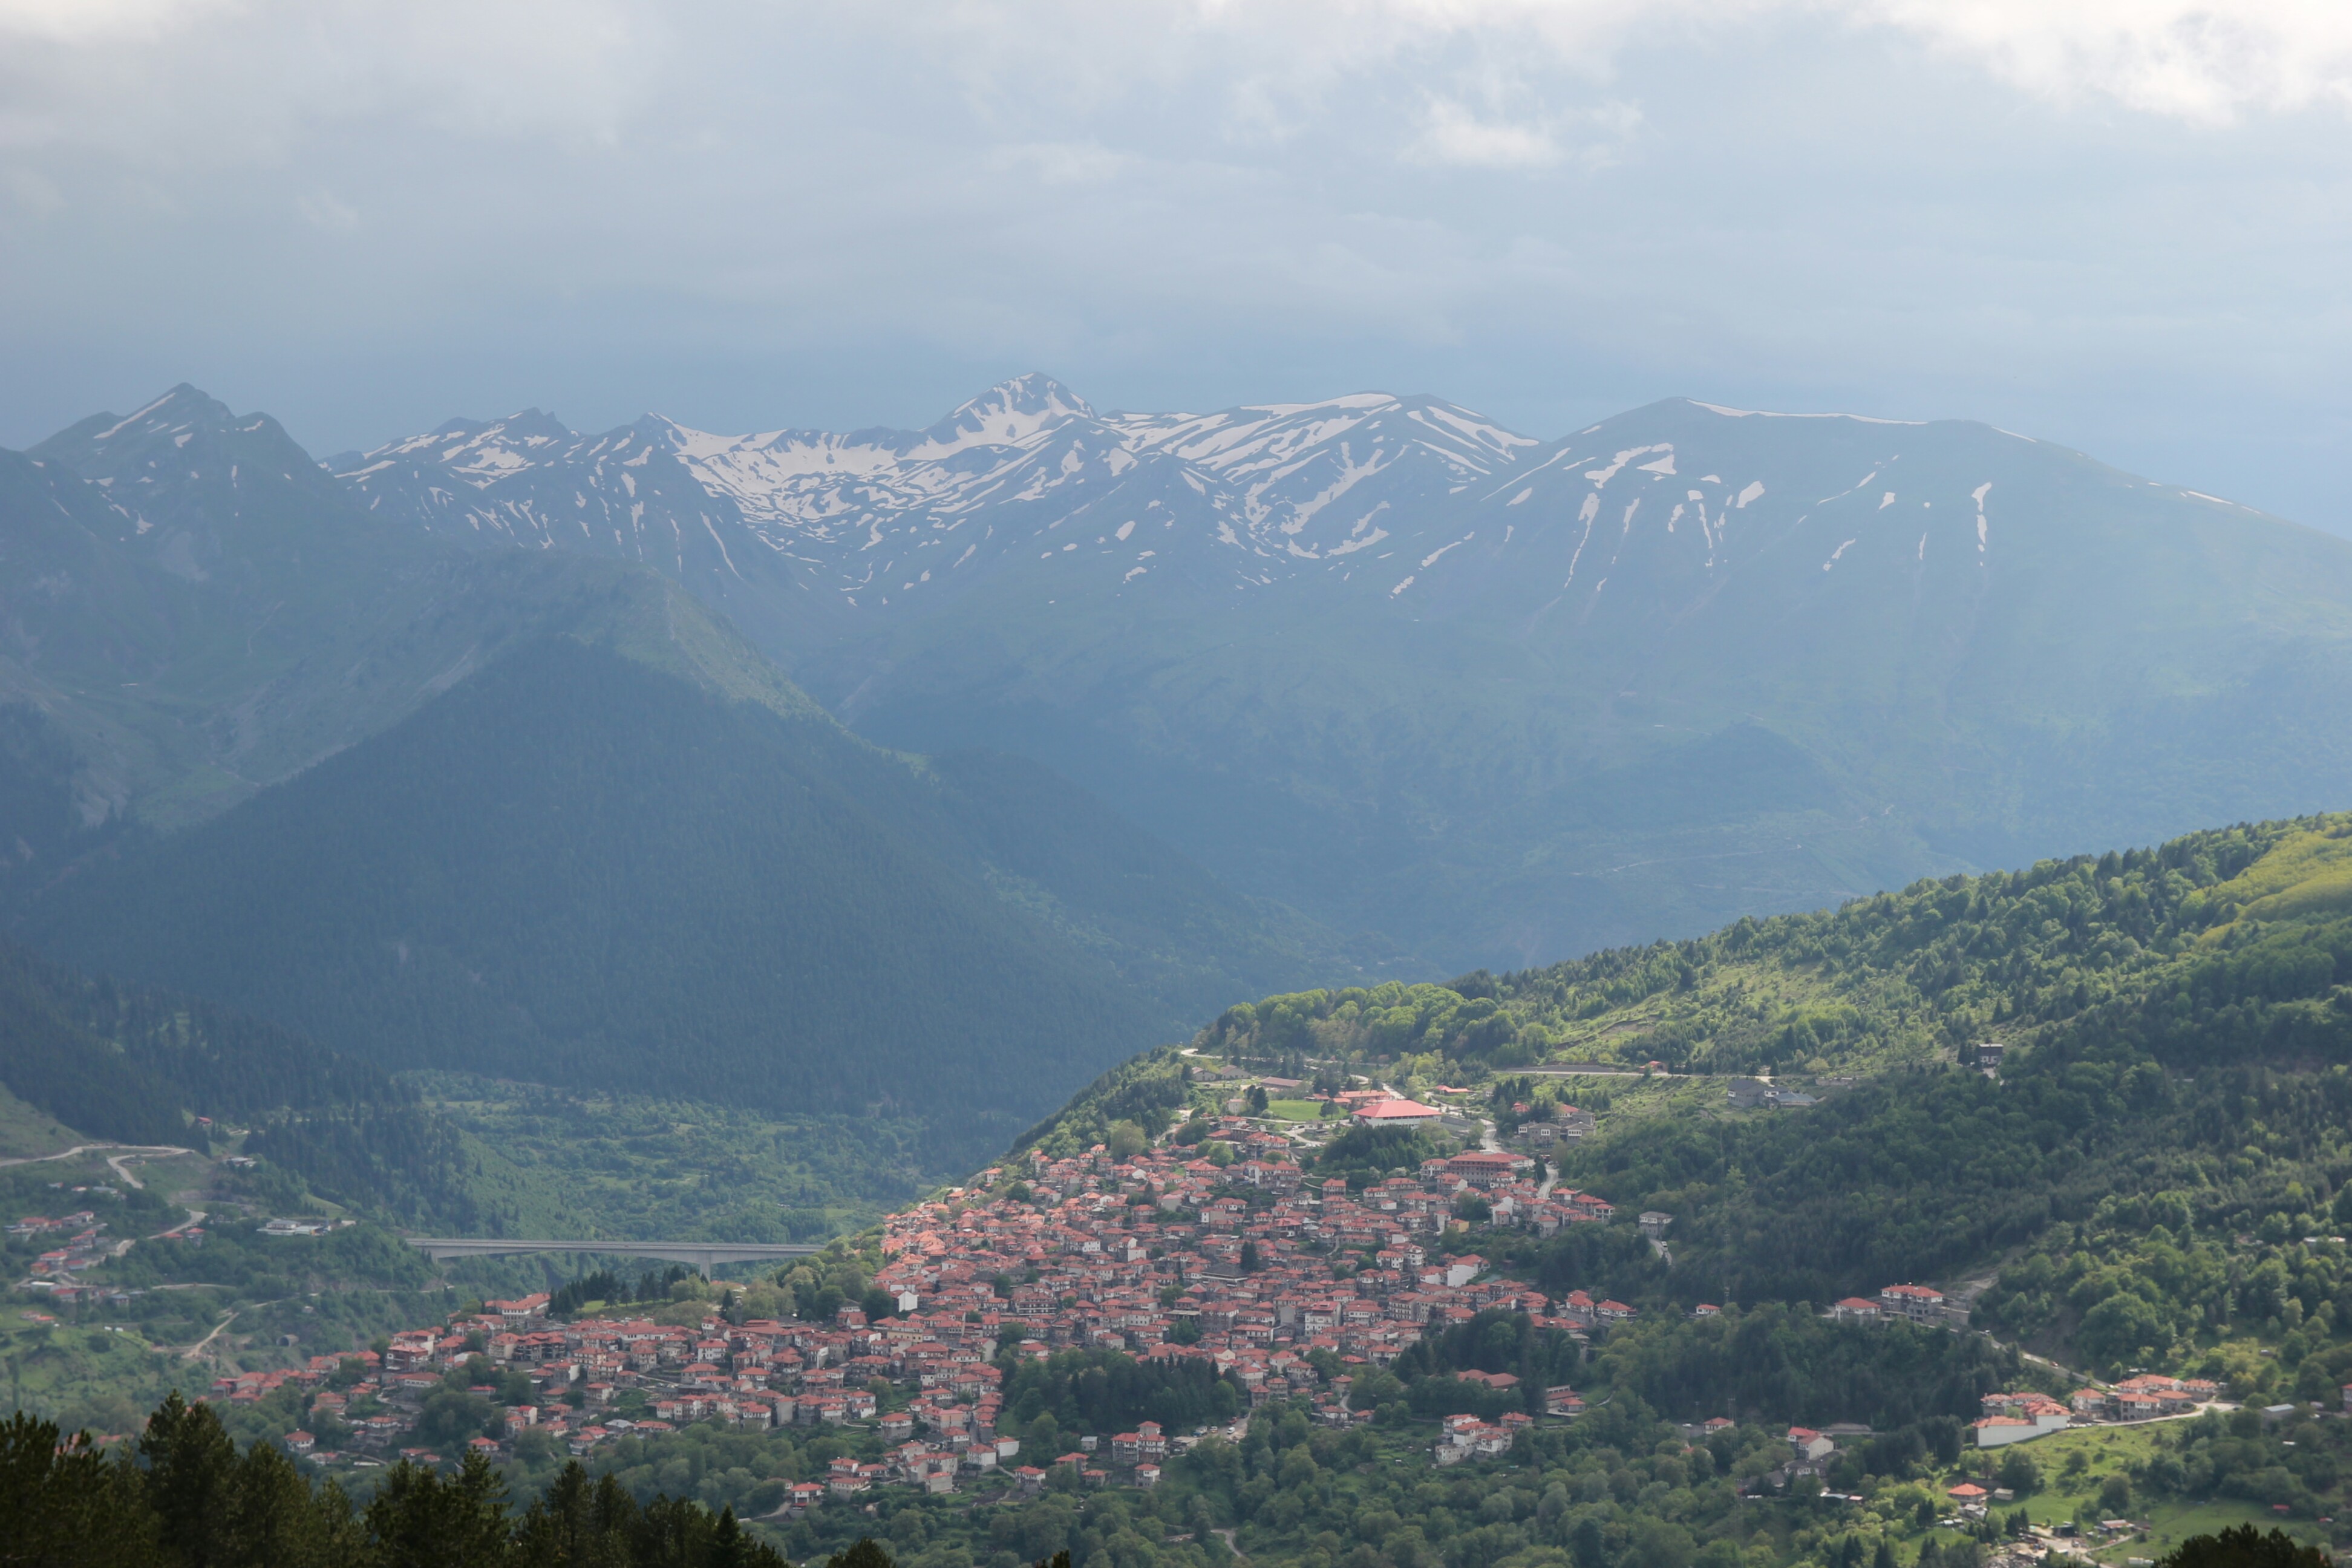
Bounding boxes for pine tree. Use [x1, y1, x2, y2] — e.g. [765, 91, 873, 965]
[364, 1453, 513, 1567]
[0, 1411, 160, 1567]
[140, 1392, 238, 1568]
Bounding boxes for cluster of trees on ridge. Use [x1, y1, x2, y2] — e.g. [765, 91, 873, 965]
[1187, 815, 2352, 1080]
[2, 1392, 789, 1567]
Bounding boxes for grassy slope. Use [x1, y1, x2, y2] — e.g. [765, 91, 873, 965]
[0, 1082, 85, 1161]
[412, 1073, 940, 1243]
[2007, 1425, 2249, 1561]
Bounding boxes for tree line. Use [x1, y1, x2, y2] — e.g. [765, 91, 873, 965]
[4, 1390, 800, 1567]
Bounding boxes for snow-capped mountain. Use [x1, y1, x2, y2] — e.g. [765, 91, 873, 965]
[39, 382, 412, 587]
[335, 372, 2127, 635]
[333, 373, 1544, 618]
[5, 384, 701, 842]
[57, 368, 2352, 1005]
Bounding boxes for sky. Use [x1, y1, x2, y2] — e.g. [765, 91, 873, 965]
[2, 0, 2350, 528]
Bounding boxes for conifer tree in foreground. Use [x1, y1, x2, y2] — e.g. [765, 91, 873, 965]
[0, 1391, 812, 1567]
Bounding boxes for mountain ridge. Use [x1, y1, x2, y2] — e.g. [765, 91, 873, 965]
[5, 385, 1383, 1157]
[21, 633, 1148, 1145]
[35, 374, 2352, 983]
[330, 375, 2352, 980]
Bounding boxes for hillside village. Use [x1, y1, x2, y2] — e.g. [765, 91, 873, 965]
[25, 1079, 2276, 1532]
[163, 1108, 1628, 1494]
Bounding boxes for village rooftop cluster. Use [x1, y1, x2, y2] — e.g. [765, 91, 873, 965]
[8, 1209, 116, 1295]
[19, 1080, 2276, 1509]
[174, 1114, 1658, 1492]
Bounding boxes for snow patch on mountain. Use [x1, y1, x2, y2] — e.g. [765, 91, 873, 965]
[1690, 401, 1926, 427]
[332, 377, 2269, 631]
[338, 375, 1560, 610]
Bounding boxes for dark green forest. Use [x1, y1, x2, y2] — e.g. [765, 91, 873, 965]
[999, 1349, 1245, 1439]
[1583, 1307, 2013, 1434]
[19, 638, 1361, 1165]
[24, 638, 1145, 1135]
[0, 939, 480, 1227]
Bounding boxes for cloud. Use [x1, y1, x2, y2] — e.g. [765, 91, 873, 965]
[986, 141, 1134, 185]
[1410, 97, 1564, 166]
[1851, 1, 2352, 123]
[296, 190, 361, 232]
[1405, 92, 1639, 168]
[0, 0, 231, 44]
[1166, 0, 2352, 125]
[0, 0, 653, 163]
[6, 0, 2347, 200]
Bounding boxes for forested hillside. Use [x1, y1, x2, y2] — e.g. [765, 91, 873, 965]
[1194, 814, 2352, 1082]
[22, 636, 1128, 1145]
[0, 941, 480, 1227]
[1031, 813, 2352, 1383]
[5, 387, 1376, 1167]
[19, 629, 1356, 1162]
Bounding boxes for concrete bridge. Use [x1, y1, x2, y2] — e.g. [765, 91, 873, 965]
[404, 1238, 822, 1277]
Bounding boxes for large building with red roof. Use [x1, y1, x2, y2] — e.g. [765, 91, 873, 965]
[1351, 1097, 1443, 1125]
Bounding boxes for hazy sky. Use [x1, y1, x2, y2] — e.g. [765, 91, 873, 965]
[4, 1, 2350, 528]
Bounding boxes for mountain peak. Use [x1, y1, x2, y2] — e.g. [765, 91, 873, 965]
[151, 381, 235, 417]
[973, 371, 1093, 418]
[67, 384, 240, 449]
[469, 408, 573, 446]
[921, 373, 1094, 451]
[1664, 395, 1927, 428]
[31, 385, 316, 481]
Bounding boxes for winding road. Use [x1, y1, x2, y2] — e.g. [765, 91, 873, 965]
[0, 1142, 194, 1187]
[3, 1142, 210, 1284]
